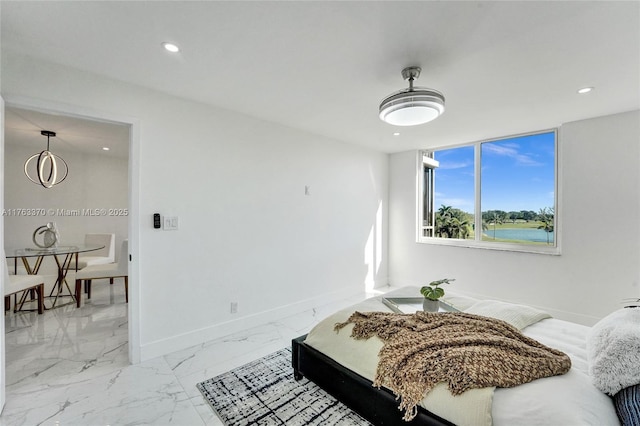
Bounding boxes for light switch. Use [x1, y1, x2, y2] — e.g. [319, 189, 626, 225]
[163, 216, 179, 230]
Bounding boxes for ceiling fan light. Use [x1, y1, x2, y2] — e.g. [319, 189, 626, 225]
[379, 89, 445, 126]
[379, 66, 445, 126]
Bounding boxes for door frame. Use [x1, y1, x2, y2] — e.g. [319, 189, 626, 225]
[1, 94, 142, 364]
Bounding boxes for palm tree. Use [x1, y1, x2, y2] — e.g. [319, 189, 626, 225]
[438, 205, 453, 219]
[435, 205, 472, 239]
[491, 211, 501, 239]
[435, 205, 453, 238]
[537, 207, 554, 244]
[452, 217, 471, 239]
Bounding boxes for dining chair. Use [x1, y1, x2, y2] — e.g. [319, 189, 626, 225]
[69, 233, 116, 270]
[6, 258, 27, 275]
[74, 239, 128, 308]
[3, 252, 45, 314]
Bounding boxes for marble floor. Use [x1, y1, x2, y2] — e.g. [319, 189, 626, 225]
[1, 280, 388, 425]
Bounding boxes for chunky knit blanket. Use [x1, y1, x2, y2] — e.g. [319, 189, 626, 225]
[335, 311, 571, 421]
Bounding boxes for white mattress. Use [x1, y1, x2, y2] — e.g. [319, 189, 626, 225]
[305, 291, 618, 426]
[494, 317, 618, 425]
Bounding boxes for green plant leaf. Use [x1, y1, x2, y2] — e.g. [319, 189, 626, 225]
[420, 278, 454, 300]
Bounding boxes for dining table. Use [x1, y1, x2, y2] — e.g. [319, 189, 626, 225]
[5, 244, 105, 308]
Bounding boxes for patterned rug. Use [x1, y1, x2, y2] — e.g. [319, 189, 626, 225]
[197, 347, 370, 425]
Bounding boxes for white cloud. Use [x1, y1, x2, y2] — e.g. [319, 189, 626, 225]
[483, 143, 543, 166]
[439, 161, 473, 170]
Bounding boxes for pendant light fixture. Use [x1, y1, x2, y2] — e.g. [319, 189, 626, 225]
[379, 66, 445, 126]
[24, 130, 69, 188]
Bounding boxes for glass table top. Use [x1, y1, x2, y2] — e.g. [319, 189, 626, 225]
[5, 244, 105, 258]
[382, 296, 459, 314]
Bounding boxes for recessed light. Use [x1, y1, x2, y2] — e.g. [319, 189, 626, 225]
[577, 87, 593, 94]
[162, 42, 180, 53]
[102, 147, 110, 151]
[393, 132, 400, 136]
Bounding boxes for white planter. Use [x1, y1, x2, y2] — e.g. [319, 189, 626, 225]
[422, 299, 439, 312]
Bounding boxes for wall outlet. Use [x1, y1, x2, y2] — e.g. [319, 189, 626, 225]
[230, 302, 238, 314]
[163, 216, 179, 230]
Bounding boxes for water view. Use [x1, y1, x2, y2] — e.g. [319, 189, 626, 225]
[428, 131, 556, 246]
[484, 228, 553, 243]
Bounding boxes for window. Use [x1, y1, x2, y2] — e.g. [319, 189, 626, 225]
[418, 130, 558, 254]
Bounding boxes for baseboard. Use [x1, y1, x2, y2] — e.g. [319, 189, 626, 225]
[138, 286, 365, 361]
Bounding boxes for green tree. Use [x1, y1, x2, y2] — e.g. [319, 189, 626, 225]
[435, 205, 472, 239]
[537, 207, 554, 244]
[482, 210, 507, 239]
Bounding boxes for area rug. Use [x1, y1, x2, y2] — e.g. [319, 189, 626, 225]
[197, 347, 370, 425]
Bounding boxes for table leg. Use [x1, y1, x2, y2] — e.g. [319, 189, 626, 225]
[16, 290, 29, 312]
[14, 256, 47, 312]
[21, 256, 43, 275]
[49, 253, 77, 308]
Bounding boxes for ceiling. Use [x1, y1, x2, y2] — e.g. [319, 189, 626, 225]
[2, 1, 639, 154]
[4, 107, 130, 158]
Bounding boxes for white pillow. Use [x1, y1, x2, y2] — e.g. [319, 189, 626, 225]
[441, 292, 480, 311]
[465, 300, 551, 330]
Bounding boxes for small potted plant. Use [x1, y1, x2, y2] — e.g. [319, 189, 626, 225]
[420, 278, 455, 312]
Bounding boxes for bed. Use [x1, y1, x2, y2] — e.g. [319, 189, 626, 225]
[292, 287, 621, 426]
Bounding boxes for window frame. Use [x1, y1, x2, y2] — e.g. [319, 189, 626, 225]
[416, 129, 560, 255]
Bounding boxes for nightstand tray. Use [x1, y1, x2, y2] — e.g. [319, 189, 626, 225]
[381, 297, 459, 314]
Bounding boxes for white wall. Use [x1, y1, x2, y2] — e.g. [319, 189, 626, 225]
[389, 110, 640, 325]
[0, 94, 6, 411]
[4, 144, 128, 273]
[1, 52, 389, 360]
[0, 1, 6, 408]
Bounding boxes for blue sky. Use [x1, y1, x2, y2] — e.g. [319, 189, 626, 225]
[433, 132, 555, 214]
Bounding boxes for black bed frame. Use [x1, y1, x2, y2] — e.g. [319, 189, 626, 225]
[292, 335, 455, 426]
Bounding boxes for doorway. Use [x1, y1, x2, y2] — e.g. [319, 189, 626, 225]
[1, 98, 141, 410]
